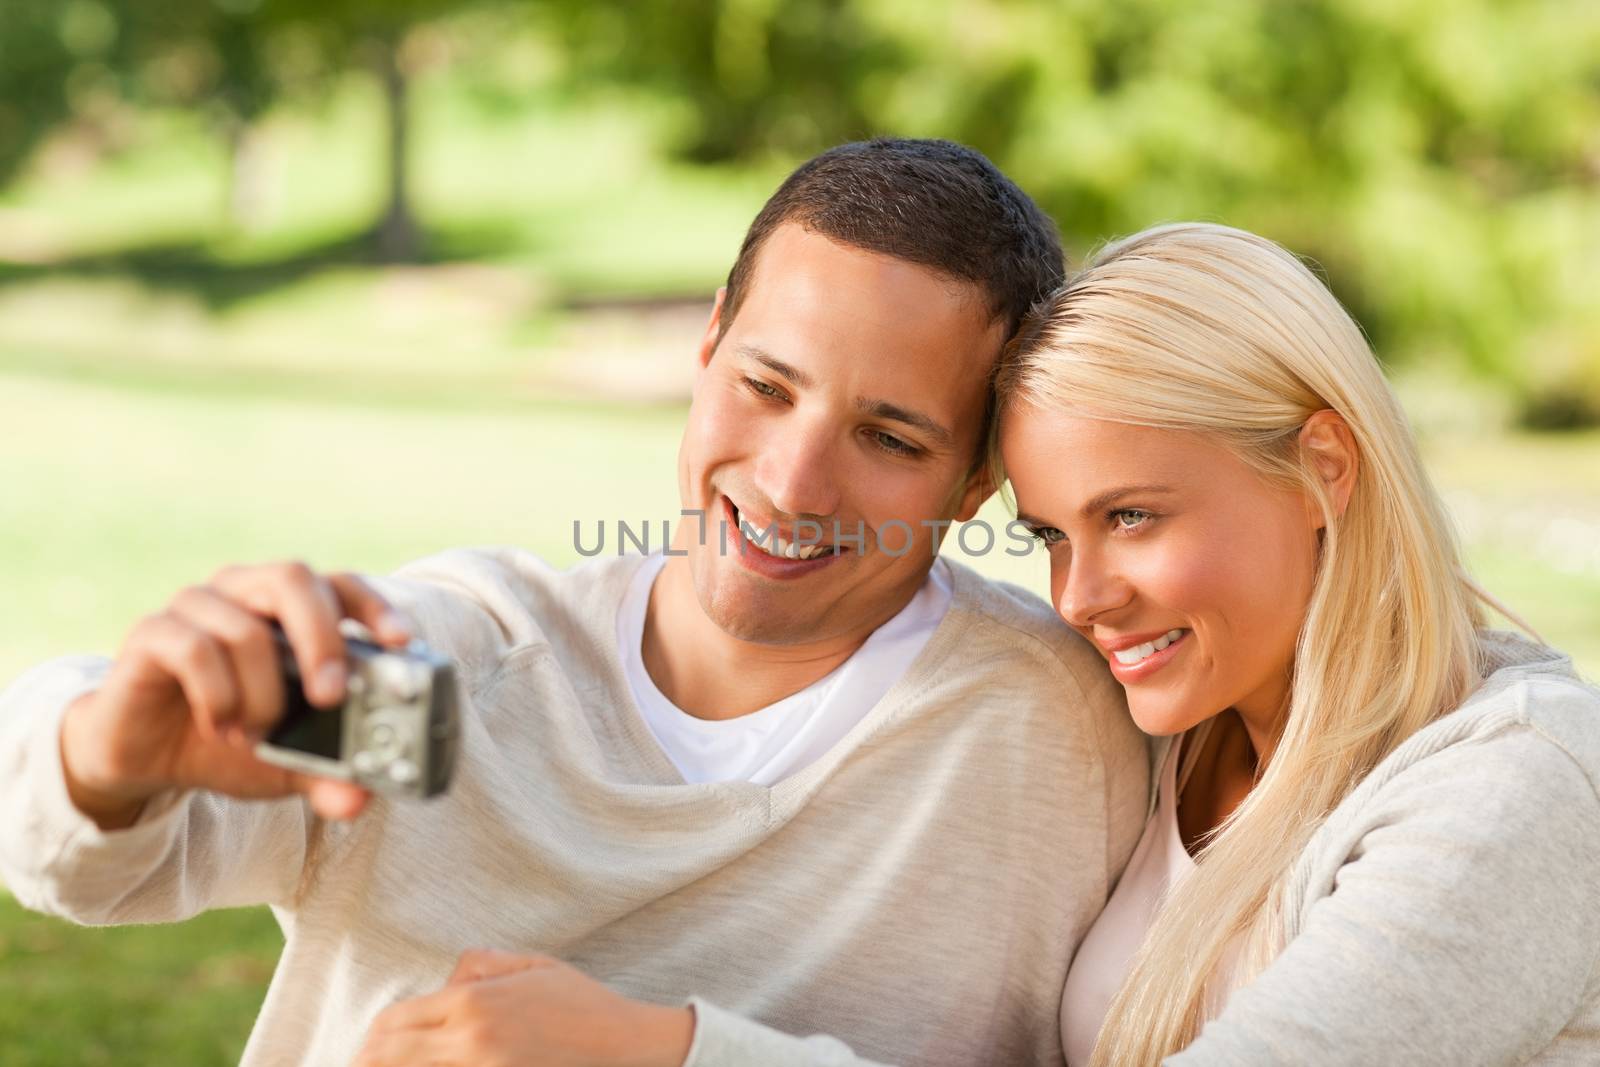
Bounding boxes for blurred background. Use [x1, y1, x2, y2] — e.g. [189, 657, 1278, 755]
[2, 0, 1597, 1061]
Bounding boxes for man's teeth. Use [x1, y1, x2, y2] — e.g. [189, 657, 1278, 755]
[741, 523, 831, 560]
[732, 504, 833, 560]
[757, 533, 832, 560]
[1113, 629, 1186, 666]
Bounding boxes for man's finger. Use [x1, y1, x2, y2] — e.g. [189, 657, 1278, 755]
[328, 572, 411, 647]
[212, 561, 348, 707]
[369, 987, 459, 1034]
[351, 1025, 450, 1067]
[447, 948, 545, 986]
[135, 613, 240, 740]
[297, 775, 370, 822]
[168, 586, 285, 738]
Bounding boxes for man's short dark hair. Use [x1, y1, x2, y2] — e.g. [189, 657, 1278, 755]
[719, 138, 1065, 344]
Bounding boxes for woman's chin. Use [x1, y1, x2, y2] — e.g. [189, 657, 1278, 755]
[1126, 699, 1204, 738]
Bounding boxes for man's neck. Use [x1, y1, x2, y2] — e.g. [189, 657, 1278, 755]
[640, 556, 917, 721]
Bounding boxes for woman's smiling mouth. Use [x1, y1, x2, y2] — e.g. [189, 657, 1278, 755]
[1099, 628, 1191, 682]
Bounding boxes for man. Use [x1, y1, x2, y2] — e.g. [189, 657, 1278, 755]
[0, 139, 1147, 1066]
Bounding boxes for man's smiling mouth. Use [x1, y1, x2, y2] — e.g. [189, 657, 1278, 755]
[726, 498, 843, 561]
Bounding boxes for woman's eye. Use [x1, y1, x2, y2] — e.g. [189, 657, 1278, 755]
[1112, 509, 1152, 530]
[1030, 526, 1065, 546]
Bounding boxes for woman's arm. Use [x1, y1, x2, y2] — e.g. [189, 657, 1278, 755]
[1168, 722, 1600, 1065]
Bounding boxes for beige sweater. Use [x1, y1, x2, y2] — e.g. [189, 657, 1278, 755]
[0, 548, 1148, 1067]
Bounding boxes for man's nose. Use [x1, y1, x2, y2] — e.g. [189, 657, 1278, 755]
[1055, 547, 1133, 628]
[752, 416, 841, 521]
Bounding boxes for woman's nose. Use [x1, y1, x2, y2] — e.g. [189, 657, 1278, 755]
[1054, 548, 1133, 628]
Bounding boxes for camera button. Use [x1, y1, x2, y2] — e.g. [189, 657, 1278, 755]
[387, 758, 420, 785]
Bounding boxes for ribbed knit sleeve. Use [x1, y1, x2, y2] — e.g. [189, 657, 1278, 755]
[0, 655, 313, 922]
[1168, 689, 1600, 1065]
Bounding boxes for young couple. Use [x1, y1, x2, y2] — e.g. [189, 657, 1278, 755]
[2, 139, 1596, 1067]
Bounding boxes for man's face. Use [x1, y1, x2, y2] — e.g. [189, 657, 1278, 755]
[677, 222, 1007, 645]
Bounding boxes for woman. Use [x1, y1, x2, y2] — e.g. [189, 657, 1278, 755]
[998, 222, 1600, 1064]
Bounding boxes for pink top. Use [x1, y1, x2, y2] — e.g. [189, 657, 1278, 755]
[1059, 722, 1213, 1065]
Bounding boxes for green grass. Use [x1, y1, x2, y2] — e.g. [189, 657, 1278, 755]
[0, 892, 281, 1067]
[0, 371, 686, 683]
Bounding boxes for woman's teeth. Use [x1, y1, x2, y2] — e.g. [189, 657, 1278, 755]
[1113, 629, 1186, 666]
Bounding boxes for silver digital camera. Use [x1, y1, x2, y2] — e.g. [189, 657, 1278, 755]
[254, 622, 459, 799]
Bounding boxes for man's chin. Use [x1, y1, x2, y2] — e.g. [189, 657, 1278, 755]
[692, 555, 832, 646]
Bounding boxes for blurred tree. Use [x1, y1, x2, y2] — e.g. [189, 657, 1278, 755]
[0, 0, 488, 260]
[552, 0, 904, 162]
[559, 0, 1599, 423]
[0, 1, 126, 185]
[3, 0, 1597, 417]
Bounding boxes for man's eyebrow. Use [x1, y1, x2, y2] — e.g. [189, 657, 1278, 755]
[855, 398, 955, 449]
[734, 344, 814, 390]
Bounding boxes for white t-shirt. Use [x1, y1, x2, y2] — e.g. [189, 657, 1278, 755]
[616, 552, 953, 786]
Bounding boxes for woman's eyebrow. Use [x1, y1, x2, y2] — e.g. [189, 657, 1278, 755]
[1080, 484, 1176, 517]
[1017, 486, 1176, 529]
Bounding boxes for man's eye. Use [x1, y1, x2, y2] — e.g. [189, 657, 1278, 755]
[1112, 509, 1152, 530]
[744, 377, 785, 400]
[869, 430, 918, 457]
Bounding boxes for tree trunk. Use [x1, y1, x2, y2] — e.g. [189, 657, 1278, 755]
[223, 116, 272, 233]
[374, 35, 420, 262]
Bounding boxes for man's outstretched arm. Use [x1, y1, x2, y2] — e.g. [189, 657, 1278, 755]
[0, 561, 408, 924]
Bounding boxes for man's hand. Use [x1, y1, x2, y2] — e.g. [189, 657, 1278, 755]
[59, 561, 413, 829]
[352, 950, 695, 1067]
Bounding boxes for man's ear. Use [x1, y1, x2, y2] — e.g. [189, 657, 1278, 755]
[1299, 409, 1359, 527]
[953, 461, 997, 524]
[696, 288, 727, 373]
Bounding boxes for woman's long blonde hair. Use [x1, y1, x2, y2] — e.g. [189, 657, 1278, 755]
[993, 223, 1489, 1064]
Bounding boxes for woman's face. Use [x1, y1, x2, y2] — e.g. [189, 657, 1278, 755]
[999, 409, 1323, 737]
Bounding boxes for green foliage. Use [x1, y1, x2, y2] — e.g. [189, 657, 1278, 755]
[557, 0, 1600, 422]
[0, 0, 494, 260]
[2, 0, 1598, 412]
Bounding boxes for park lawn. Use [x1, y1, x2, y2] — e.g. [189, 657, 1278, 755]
[0, 890, 281, 1066]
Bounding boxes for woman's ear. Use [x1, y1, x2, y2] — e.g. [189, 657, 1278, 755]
[1299, 409, 1359, 526]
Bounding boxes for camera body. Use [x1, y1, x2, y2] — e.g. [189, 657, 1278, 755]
[254, 623, 459, 799]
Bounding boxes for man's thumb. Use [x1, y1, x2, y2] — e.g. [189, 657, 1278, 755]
[447, 948, 547, 985]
